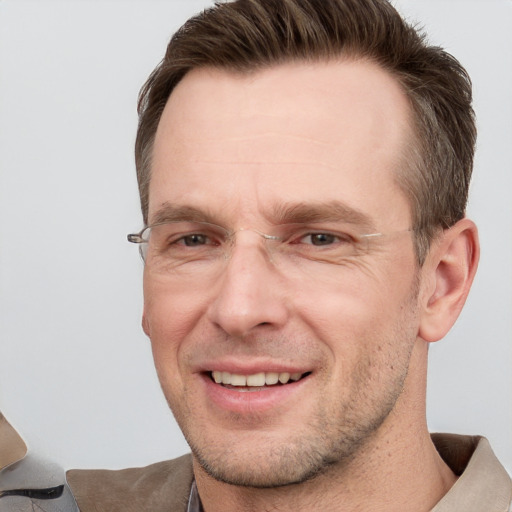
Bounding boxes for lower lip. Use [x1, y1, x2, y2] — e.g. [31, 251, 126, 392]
[200, 373, 309, 414]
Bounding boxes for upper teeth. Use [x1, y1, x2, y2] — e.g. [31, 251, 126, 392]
[212, 371, 303, 386]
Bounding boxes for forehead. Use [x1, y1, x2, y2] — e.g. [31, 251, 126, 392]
[149, 60, 413, 227]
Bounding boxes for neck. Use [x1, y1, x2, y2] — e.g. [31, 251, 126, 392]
[194, 342, 457, 512]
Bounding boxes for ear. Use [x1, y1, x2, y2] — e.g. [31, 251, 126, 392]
[418, 218, 479, 343]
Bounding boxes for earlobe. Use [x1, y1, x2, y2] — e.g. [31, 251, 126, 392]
[142, 311, 151, 337]
[419, 218, 479, 343]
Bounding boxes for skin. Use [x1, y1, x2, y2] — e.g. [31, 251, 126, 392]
[142, 61, 479, 511]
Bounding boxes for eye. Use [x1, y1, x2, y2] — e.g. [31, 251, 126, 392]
[300, 232, 350, 246]
[307, 233, 336, 246]
[179, 233, 211, 247]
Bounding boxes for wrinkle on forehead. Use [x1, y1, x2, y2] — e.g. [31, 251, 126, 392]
[196, 131, 334, 147]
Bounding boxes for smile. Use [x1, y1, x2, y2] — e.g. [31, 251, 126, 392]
[201, 368, 312, 413]
[210, 371, 307, 388]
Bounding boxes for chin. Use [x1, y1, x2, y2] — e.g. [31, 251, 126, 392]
[190, 439, 339, 488]
[184, 417, 382, 489]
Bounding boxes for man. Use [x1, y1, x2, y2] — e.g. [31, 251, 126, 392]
[1, 0, 510, 510]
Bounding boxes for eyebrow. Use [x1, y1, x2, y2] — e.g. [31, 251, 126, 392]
[150, 203, 220, 225]
[151, 200, 376, 232]
[269, 201, 376, 231]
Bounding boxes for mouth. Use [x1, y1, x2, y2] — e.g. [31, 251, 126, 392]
[201, 367, 312, 413]
[209, 370, 311, 391]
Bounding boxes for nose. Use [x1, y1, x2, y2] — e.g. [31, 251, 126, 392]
[206, 234, 289, 338]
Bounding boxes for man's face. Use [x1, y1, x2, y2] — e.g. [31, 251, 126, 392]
[143, 61, 423, 486]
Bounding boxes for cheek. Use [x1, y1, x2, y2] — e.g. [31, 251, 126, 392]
[144, 269, 209, 334]
[143, 276, 209, 379]
[291, 264, 418, 357]
[295, 274, 404, 329]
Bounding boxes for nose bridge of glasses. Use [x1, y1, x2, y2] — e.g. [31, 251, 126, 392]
[236, 227, 280, 240]
[225, 227, 281, 260]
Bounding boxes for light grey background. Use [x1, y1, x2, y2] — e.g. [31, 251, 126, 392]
[0, 0, 510, 473]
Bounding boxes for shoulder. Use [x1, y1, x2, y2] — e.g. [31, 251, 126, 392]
[67, 453, 194, 512]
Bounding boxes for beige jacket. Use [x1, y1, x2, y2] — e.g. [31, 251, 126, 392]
[66, 435, 512, 512]
[1, 414, 511, 511]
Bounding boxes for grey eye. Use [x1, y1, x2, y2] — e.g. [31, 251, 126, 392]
[182, 234, 209, 246]
[307, 233, 338, 246]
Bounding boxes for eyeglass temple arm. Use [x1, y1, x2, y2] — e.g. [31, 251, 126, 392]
[127, 233, 144, 244]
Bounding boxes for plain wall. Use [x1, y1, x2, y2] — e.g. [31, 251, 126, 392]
[0, 0, 510, 473]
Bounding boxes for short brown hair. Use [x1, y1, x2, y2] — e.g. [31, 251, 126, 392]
[135, 0, 476, 264]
